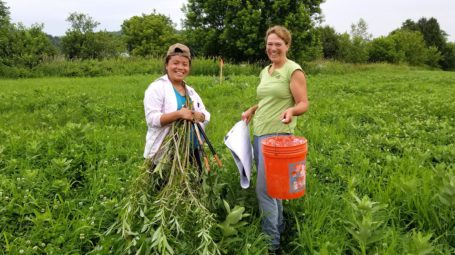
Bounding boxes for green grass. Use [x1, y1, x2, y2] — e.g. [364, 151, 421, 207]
[0, 67, 454, 254]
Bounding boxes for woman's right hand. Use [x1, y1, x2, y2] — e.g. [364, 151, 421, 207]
[241, 105, 258, 124]
[241, 108, 254, 124]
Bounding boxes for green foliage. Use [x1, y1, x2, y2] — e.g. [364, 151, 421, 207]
[317, 26, 340, 59]
[389, 30, 429, 66]
[316, 20, 370, 64]
[350, 18, 372, 42]
[122, 12, 181, 57]
[369, 29, 443, 68]
[217, 200, 250, 237]
[368, 36, 399, 63]
[401, 17, 447, 52]
[336, 33, 369, 63]
[1, 57, 262, 78]
[317, 18, 451, 69]
[0, 0, 9, 25]
[1, 67, 455, 254]
[65, 12, 100, 34]
[0, 23, 56, 74]
[61, 12, 123, 59]
[440, 42, 455, 71]
[400, 17, 455, 70]
[1, 1, 56, 70]
[105, 122, 222, 254]
[344, 194, 388, 255]
[183, 0, 323, 62]
[424, 46, 443, 68]
[405, 231, 434, 255]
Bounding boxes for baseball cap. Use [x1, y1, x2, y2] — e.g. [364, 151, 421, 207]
[166, 43, 191, 60]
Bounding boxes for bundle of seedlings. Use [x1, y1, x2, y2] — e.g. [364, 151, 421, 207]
[105, 120, 221, 255]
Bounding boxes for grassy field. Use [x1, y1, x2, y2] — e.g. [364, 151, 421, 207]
[1, 67, 454, 254]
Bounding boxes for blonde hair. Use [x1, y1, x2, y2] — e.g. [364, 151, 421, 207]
[265, 25, 292, 48]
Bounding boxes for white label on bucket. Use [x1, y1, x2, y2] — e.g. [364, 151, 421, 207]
[288, 160, 306, 193]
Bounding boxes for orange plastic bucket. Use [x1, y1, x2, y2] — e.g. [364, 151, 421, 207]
[262, 136, 308, 199]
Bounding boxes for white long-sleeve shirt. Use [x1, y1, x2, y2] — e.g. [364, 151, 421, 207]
[143, 75, 210, 158]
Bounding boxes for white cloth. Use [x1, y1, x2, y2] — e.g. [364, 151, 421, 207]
[143, 75, 210, 158]
[224, 120, 253, 189]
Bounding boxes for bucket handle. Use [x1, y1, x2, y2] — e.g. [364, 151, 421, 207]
[271, 119, 294, 154]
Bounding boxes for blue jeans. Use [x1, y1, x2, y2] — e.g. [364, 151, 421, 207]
[254, 134, 290, 250]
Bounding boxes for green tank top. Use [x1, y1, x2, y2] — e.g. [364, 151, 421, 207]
[253, 59, 302, 136]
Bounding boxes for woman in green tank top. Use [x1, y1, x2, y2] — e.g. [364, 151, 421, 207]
[241, 25, 309, 253]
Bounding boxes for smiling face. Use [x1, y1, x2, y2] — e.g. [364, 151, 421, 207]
[165, 55, 190, 84]
[266, 33, 289, 65]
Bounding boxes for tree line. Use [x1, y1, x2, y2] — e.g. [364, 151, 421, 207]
[1, 0, 454, 74]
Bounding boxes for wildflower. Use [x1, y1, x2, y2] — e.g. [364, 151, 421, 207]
[19, 249, 24, 254]
[41, 242, 46, 247]
[80, 233, 85, 240]
[33, 246, 38, 250]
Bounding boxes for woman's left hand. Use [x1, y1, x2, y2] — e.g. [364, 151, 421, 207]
[280, 108, 294, 124]
[193, 111, 205, 122]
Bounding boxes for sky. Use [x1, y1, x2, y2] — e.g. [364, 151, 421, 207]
[4, 0, 455, 41]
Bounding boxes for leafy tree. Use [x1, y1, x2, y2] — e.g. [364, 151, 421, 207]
[122, 12, 180, 57]
[368, 36, 399, 63]
[425, 46, 442, 68]
[441, 42, 455, 71]
[1, 23, 56, 70]
[0, 0, 10, 25]
[9, 23, 57, 68]
[61, 12, 122, 59]
[183, 0, 323, 62]
[400, 17, 455, 69]
[401, 18, 446, 51]
[334, 19, 371, 64]
[93, 31, 125, 58]
[390, 30, 428, 66]
[1, 0, 56, 70]
[46, 34, 62, 52]
[336, 33, 352, 62]
[61, 12, 99, 59]
[350, 18, 372, 42]
[1, 0, 12, 64]
[66, 12, 100, 34]
[318, 25, 340, 59]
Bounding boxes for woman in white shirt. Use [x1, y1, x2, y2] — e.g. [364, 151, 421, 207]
[143, 43, 210, 168]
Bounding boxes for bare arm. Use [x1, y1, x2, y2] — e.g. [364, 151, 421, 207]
[241, 104, 258, 124]
[281, 70, 309, 124]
